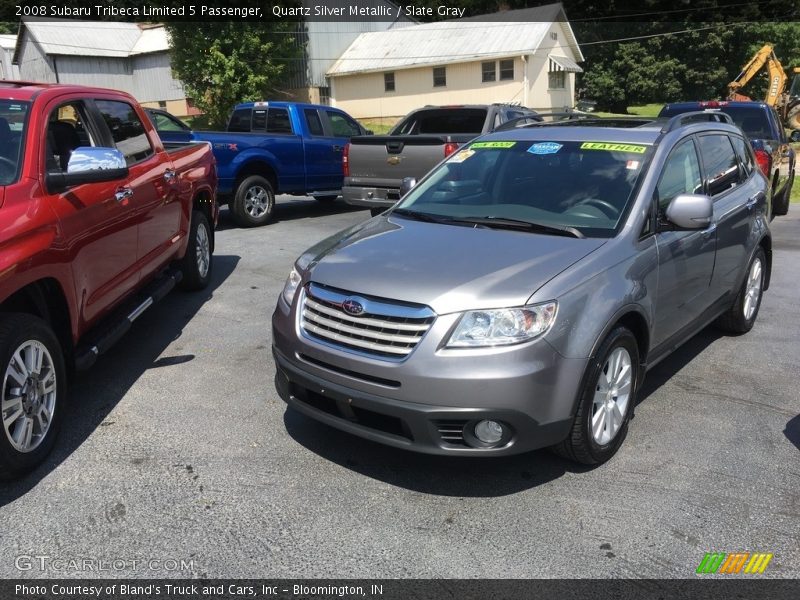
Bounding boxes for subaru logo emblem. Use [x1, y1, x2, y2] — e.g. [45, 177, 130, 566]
[342, 298, 365, 316]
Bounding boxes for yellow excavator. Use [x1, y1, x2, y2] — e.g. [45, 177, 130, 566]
[727, 44, 800, 129]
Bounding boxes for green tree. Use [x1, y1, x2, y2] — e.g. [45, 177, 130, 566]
[164, 22, 302, 128]
[0, 22, 17, 34]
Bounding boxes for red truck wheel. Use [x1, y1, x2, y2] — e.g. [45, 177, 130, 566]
[232, 175, 275, 227]
[178, 211, 213, 291]
[0, 314, 66, 480]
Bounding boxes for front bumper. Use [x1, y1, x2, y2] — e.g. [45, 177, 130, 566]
[272, 301, 586, 456]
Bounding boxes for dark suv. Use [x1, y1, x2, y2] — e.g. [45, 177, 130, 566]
[273, 112, 772, 465]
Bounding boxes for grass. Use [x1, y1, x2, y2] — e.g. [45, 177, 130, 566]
[357, 117, 400, 135]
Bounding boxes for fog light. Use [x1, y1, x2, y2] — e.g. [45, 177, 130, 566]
[474, 420, 504, 444]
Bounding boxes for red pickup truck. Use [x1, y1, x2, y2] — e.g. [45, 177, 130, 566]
[0, 81, 218, 479]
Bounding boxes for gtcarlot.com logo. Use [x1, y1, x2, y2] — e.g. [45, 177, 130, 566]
[696, 552, 773, 574]
[15, 555, 194, 573]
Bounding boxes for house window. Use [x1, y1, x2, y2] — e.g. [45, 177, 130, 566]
[499, 59, 514, 81]
[433, 66, 446, 87]
[318, 86, 331, 105]
[157, 100, 167, 108]
[549, 70, 566, 89]
[481, 61, 496, 82]
[550, 32, 558, 41]
[384, 72, 395, 92]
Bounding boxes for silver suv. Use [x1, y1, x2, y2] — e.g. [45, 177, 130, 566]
[272, 113, 772, 464]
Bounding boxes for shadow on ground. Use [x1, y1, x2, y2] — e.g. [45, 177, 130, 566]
[0, 255, 240, 507]
[215, 198, 367, 231]
[284, 326, 728, 497]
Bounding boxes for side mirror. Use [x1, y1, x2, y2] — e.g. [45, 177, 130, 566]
[46, 147, 128, 191]
[399, 176, 417, 197]
[665, 194, 713, 230]
[790, 130, 800, 142]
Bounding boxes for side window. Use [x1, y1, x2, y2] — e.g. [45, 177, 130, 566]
[698, 134, 740, 197]
[152, 112, 188, 132]
[304, 109, 324, 136]
[94, 100, 153, 165]
[47, 101, 97, 172]
[326, 111, 361, 137]
[266, 108, 293, 135]
[228, 108, 252, 132]
[655, 138, 702, 212]
[730, 135, 754, 180]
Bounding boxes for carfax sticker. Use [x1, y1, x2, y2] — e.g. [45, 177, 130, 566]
[527, 142, 563, 155]
[470, 141, 517, 148]
[581, 142, 648, 154]
[449, 149, 475, 163]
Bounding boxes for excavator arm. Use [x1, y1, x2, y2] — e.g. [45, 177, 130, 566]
[728, 44, 787, 106]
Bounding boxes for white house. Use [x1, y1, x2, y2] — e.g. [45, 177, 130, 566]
[326, 3, 584, 119]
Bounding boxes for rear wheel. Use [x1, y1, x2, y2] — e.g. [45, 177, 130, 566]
[552, 326, 639, 465]
[773, 174, 792, 217]
[231, 175, 275, 227]
[0, 314, 66, 480]
[178, 210, 213, 291]
[715, 247, 766, 334]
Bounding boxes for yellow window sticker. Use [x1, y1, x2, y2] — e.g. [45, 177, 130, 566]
[449, 149, 475, 163]
[470, 141, 517, 149]
[581, 142, 648, 154]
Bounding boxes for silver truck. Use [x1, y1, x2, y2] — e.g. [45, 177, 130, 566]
[273, 112, 771, 465]
[342, 104, 538, 216]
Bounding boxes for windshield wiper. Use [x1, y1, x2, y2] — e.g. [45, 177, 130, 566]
[450, 216, 585, 239]
[391, 208, 455, 224]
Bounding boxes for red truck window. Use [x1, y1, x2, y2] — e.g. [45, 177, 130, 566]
[0, 100, 28, 185]
[46, 101, 97, 172]
[94, 100, 154, 165]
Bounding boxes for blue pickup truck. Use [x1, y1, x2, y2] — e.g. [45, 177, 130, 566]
[146, 102, 369, 226]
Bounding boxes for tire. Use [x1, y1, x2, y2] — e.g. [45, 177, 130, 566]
[178, 210, 213, 291]
[772, 174, 792, 217]
[231, 175, 275, 227]
[314, 195, 338, 202]
[786, 103, 800, 130]
[0, 314, 66, 480]
[552, 326, 640, 465]
[715, 247, 766, 334]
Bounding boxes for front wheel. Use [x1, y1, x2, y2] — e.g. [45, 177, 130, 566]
[0, 314, 66, 480]
[552, 326, 639, 465]
[178, 210, 213, 291]
[231, 175, 275, 227]
[715, 247, 766, 334]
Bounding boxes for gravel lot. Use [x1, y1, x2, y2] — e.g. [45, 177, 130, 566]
[0, 197, 798, 579]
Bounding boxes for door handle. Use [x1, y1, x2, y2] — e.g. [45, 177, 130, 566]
[163, 169, 176, 183]
[115, 187, 134, 203]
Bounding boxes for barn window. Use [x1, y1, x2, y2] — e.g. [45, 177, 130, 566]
[384, 72, 395, 92]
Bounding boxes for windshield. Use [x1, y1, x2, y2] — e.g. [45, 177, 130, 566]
[0, 101, 29, 185]
[395, 139, 652, 237]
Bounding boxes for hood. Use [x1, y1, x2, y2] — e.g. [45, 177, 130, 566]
[299, 215, 606, 315]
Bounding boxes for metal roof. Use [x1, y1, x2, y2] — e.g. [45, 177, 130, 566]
[14, 19, 169, 61]
[549, 55, 582, 73]
[327, 2, 583, 77]
[0, 34, 17, 51]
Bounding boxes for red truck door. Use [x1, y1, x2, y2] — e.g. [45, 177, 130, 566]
[93, 99, 183, 281]
[42, 98, 141, 327]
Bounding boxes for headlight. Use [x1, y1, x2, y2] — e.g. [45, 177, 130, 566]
[281, 267, 302, 305]
[446, 302, 557, 348]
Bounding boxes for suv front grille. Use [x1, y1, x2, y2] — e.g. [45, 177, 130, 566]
[301, 283, 436, 359]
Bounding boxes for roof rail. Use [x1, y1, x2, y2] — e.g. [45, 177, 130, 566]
[661, 110, 733, 133]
